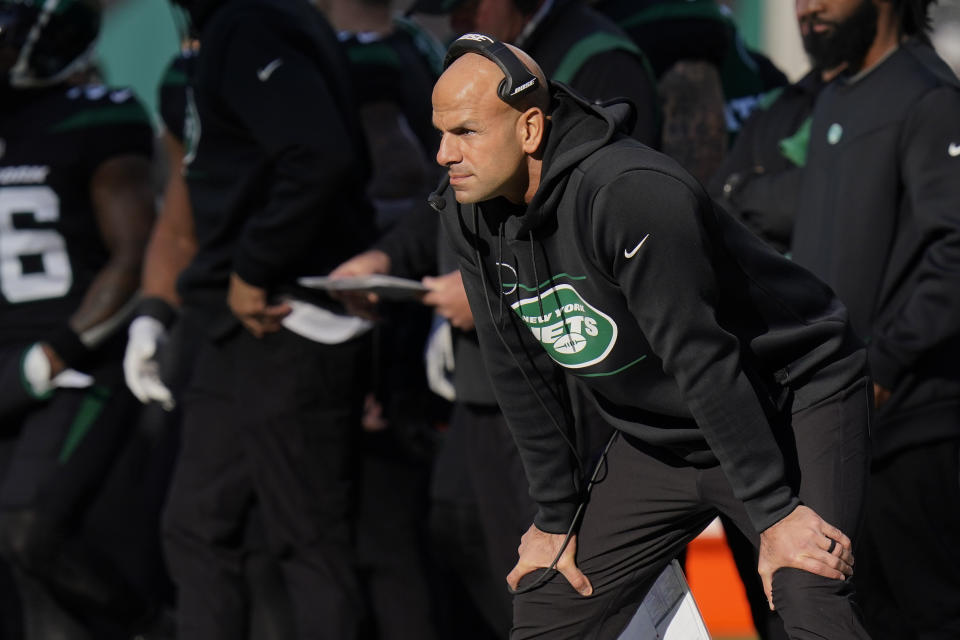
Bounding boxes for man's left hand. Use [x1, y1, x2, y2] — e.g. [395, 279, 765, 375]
[873, 383, 891, 408]
[758, 505, 853, 611]
[227, 273, 291, 338]
[422, 271, 475, 331]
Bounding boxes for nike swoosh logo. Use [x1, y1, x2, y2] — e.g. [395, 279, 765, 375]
[949, 142, 960, 158]
[257, 58, 283, 82]
[624, 234, 650, 259]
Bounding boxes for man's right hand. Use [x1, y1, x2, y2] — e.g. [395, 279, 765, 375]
[422, 270, 475, 330]
[124, 315, 175, 410]
[507, 524, 593, 597]
[329, 249, 391, 318]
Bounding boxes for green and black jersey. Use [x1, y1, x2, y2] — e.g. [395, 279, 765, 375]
[0, 85, 153, 345]
[338, 17, 441, 156]
[517, 0, 660, 146]
[339, 17, 443, 230]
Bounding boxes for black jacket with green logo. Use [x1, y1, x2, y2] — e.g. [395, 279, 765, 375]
[792, 41, 960, 461]
[436, 84, 866, 535]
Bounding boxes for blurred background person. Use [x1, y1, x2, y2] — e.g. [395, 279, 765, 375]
[0, 0, 167, 637]
[125, 38, 303, 640]
[324, 0, 447, 636]
[147, 0, 377, 637]
[789, 0, 960, 637]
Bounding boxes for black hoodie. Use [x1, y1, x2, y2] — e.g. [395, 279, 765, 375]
[436, 85, 866, 535]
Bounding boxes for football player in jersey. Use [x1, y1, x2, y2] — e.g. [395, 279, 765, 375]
[0, 0, 163, 637]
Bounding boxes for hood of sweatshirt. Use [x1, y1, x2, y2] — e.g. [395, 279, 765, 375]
[512, 83, 636, 237]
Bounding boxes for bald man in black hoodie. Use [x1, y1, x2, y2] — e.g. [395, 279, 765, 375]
[432, 35, 873, 640]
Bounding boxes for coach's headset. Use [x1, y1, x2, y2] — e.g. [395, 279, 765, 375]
[442, 33, 540, 107]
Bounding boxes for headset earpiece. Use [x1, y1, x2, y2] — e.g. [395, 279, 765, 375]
[443, 33, 539, 106]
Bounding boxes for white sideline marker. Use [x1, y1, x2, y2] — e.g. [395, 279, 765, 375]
[616, 560, 711, 640]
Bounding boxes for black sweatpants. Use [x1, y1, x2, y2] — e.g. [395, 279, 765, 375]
[513, 378, 872, 640]
[162, 327, 370, 640]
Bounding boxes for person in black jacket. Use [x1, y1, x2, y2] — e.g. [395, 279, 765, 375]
[709, 71, 826, 255]
[145, 1, 376, 638]
[431, 34, 873, 640]
[789, 0, 960, 637]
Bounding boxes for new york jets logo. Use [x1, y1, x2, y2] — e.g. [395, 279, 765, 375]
[511, 284, 617, 369]
[497, 261, 518, 295]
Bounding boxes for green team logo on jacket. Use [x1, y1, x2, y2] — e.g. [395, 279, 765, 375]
[510, 284, 618, 369]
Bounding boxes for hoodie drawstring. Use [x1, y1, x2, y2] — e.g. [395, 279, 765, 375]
[497, 222, 506, 324]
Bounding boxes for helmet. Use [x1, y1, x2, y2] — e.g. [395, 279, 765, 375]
[0, 0, 100, 88]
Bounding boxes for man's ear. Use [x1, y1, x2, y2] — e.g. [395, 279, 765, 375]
[517, 107, 546, 154]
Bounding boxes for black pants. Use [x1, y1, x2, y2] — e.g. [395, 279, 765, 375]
[162, 327, 370, 640]
[0, 355, 152, 636]
[430, 402, 536, 638]
[513, 379, 872, 640]
[857, 438, 960, 640]
[355, 430, 437, 640]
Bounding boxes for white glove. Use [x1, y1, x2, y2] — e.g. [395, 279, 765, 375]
[123, 316, 175, 410]
[21, 343, 94, 396]
[424, 318, 456, 402]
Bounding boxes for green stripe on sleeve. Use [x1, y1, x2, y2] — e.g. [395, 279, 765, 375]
[552, 33, 645, 85]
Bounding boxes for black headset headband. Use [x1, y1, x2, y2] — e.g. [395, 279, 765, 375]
[443, 33, 539, 107]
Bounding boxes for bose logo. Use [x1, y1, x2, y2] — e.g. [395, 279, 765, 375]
[510, 78, 537, 95]
[459, 33, 493, 43]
